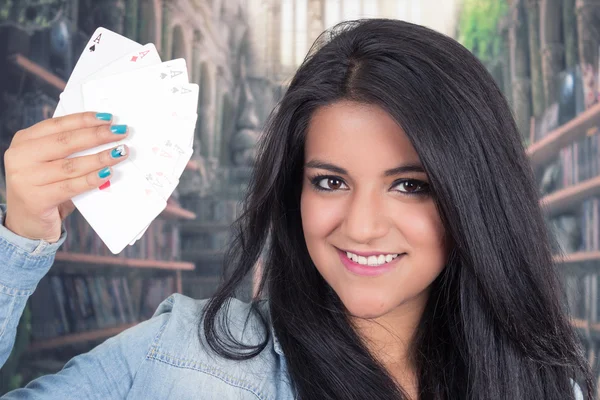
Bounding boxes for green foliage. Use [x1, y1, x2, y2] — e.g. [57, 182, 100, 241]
[458, 0, 509, 64]
[0, 1, 13, 21]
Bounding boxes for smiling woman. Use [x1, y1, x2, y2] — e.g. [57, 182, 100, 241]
[202, 18, 593, 400]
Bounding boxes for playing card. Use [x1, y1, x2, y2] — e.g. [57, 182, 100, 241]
[62, 58, 188, 114]
[137, 118, 197, 195]
[128, 116, 197, 244]
[72, 156, 166, 254]
[65, 27, 142, 92]
[58, 43, 162, 114]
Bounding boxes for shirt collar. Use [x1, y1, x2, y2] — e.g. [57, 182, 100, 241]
[270, 322, 284, 356]
[258, 299, 284, 356]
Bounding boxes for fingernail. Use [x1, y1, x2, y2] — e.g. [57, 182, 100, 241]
[98, 167, 111, 179]
[96, 112, 112, 121]
[111, 145, 127, 158]
[110, 125, 127, 134]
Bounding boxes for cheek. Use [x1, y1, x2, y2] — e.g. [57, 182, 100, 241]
[397, 202, 448, 262]
[300, 187, 345, 244]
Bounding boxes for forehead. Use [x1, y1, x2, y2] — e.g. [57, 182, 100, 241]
[304, 101, 420, 165]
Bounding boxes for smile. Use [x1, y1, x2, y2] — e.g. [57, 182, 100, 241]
[344, 251, 400, 266]
[337, 248, 405, 277]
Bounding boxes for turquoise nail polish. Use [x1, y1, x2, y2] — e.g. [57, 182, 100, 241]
[98, 167, 111, 179]
[110, 125, 127, 134]
[95, 113, 112, 121]
[111, 145, 126, 158]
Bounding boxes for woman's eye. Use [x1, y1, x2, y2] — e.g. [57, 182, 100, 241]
[317, 177, 347, 190]
[394, 180, 429, 194]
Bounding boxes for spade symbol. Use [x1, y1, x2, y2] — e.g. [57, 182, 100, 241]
[171, 87, 179, 93]
[160, 73, 167, 79]
[89, 44, 96, 52]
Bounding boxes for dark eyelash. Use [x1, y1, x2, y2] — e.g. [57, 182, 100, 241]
[392, 179, 431, 197]
[309, 174, 345, 191]
[309, 175, 430, 197]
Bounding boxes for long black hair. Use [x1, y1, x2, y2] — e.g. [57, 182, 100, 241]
[202, 18, 594, 399]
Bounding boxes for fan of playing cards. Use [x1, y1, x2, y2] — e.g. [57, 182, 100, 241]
[53, 27, 199, 255]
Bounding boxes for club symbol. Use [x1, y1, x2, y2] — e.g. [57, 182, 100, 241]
[89, 44, 96, 52]
[160, 73, 167, 79]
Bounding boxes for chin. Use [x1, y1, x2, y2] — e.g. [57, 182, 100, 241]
[338, 289, 398, 320]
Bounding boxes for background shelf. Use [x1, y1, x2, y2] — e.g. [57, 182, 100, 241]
[54, 251, 195, 271]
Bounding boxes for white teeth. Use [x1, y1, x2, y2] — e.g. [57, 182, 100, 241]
[345, 251, 400, 267]
[347, 252, 359, 262]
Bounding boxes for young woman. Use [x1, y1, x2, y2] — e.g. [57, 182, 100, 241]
[0, 19, 592, 399]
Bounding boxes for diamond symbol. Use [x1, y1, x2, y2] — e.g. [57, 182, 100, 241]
[130, 55, 138, 62]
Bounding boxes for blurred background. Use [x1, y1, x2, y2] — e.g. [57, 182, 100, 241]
[1, 0, 600, 396]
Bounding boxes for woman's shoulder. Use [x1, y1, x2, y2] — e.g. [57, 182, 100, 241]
[147, 293, 284, 370]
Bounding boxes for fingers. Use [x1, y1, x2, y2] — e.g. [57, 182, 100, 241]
[12, 112, 113, 143]
[29, 123, 129, 162]
[32, 145, 129, 185]
[45, 166, 114, 206]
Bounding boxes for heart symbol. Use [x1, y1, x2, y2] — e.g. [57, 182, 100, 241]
[152, 146, 159, 154]
[145, 189, 153, 196]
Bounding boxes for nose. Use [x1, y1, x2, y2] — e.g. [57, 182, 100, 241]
[342, 189, 389, 244]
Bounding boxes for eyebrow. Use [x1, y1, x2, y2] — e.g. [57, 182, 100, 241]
[304, 159, 426, 177]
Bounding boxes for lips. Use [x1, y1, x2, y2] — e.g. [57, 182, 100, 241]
[337, 248, 404, 277]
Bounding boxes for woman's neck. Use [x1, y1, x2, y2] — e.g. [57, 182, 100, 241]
[350, 288, 430, 398]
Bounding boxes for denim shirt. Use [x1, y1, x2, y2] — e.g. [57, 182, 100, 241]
[0, 205, 294, 399]
[0, 205, 585, 399]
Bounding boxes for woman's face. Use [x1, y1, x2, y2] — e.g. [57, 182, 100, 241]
[301, 100, 449, 320]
